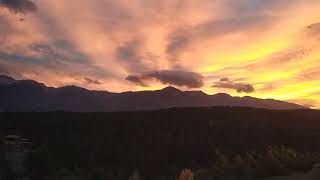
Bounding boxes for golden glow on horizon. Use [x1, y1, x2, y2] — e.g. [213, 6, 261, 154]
[201, 40, 290, 73]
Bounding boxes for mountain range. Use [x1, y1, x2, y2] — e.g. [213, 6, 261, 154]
[0, 75, 307, 112]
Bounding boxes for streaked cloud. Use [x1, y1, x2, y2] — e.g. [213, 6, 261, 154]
[84, 77, 102, 85]
[212, 78, 255, 93]
[125, 75, 148, 87]
[0, 0, 320, 107]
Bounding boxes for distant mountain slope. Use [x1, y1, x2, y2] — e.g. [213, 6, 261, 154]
[0, 75, 307, 112]
[0, 75, 17, 85]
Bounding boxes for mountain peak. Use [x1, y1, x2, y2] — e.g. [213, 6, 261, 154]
[59, 85, 89, 92]
[160, 86, 182, 93]
[0, 74, 15, 79]
[213, 93, 232, 98]
[0, 75, 17, 85]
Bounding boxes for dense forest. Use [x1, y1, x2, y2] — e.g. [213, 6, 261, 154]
[1, 107, 320, 179]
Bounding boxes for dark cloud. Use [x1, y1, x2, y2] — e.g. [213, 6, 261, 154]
[220, 77, 230, 82]
[126, 70, 204, 88]
[0, 0, 37, 13]
[213, 82, 255, 93]
[84, 78, 102, 85]
[212, 78, 255, 93]
[146, 70, 204, 88]
[125, 75, 148, 87]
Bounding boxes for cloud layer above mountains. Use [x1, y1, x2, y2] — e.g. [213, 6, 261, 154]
[0, 0, 320, 108]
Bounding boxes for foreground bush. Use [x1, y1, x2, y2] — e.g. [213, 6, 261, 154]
[211, 146, 320, 179]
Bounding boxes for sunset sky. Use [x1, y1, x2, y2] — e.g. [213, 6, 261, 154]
[0, 0, 320, 108]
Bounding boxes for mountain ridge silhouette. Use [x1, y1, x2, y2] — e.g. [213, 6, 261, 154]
[0, 75, 308, 112]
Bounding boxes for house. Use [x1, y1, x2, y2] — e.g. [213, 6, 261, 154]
[2, 135, 33, 152]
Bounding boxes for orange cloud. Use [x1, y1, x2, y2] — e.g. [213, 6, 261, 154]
[0, 0, 320, 108]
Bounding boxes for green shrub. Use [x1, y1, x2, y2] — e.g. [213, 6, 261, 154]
[211, 146, 319, 179]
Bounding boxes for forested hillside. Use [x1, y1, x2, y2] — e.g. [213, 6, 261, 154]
[1, 107, 320, 179]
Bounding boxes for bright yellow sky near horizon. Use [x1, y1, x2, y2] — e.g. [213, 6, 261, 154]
[0, 0, 320, 108]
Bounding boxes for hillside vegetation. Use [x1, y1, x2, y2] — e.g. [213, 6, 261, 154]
[1, 107, 320, 179]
